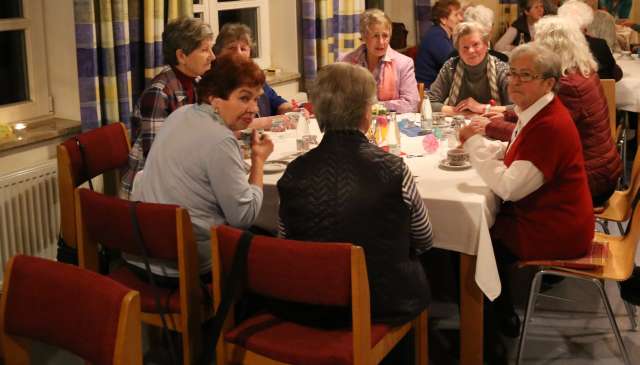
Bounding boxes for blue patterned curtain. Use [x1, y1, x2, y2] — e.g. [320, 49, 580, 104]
[74, 0, 192, 130]
[301, 0, 364, 87]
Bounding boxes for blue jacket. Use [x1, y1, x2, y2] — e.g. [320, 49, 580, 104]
[415, 25, 454, 87]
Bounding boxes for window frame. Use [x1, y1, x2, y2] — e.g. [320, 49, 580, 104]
[194, 0, 271, 69]
[0, 0, 50, 123]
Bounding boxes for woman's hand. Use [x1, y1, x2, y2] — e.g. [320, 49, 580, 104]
[458, 123, 483, 144]
[250, 129, 274, 162]
[468, 117, 491, 136]
[454, 97, 485, 114]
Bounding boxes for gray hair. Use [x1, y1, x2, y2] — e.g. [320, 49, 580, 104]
[463, 5, 494, 32]
[534, 15, 597, 77]
[213, 23, 254, 56]
[359, 8, 392, 38]
[162, 17, 214, 66]
[511, 43, 562, 90]
[558, 0, 594, 30]
[453, 21, 490, 49]
[310, 63, 377, 132]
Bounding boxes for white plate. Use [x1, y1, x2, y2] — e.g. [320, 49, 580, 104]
[263, 161, 288, 174]
[439, 159, 471, 171]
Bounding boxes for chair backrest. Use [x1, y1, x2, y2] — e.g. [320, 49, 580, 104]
[418, 82, 425, 108]
[211, 225, 373, 363]
[75, 188, 189, 265]
[0, 255, 142, 365]
[57, 122, 130, 249]
[213, 225, 354, 306]
[600, 79, 617, 144]
[606, 200, 640, 281]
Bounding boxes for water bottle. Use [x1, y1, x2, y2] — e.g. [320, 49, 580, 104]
[296, 113, 310, 152]
[420, 98, 433, 130]
[387, 111, 402, 155]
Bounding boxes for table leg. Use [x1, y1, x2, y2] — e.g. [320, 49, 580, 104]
[460, 253, 483, 365]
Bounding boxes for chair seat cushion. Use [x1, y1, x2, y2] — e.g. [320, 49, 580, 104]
[109, 267, 208, 313]
[224, 313, 391, 365]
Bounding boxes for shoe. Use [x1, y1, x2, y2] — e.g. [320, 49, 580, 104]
[496, 310, 521, 338]
[620, 267, 640, 306]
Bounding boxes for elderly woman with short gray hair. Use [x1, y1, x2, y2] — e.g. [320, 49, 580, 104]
[429, 21, 511, 115]
[121, 17, 215, 198]
[277, 62, 433, 325]
[340, 8, 420, 113]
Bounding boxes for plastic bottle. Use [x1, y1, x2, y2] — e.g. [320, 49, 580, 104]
[387, 111, 401, 155]
[420, 98, 433, 130]
[296, 113, 310, 152]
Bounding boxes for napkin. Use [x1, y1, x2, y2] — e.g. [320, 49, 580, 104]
[398, 119, 422, 137]
[422, 134, 439, 153]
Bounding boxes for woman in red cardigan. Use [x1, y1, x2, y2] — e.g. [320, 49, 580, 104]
[481, 15, 622, 206]
[459, 42, 594, 339]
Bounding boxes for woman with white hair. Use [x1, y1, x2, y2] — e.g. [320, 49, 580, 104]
[429, 21, 511, 115]
[486, 16, 621, 205]
[340, 8, 420, 112]
[558, 0, 622, 80]
[448, 5, 509, 62]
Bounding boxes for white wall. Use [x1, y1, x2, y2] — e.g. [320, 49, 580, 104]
[385, 0, 417, 47]
[268, 0, 301, 100]
[43, 0, 80, 121]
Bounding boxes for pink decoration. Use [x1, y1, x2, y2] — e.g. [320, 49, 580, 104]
[422, 134, 439, 154]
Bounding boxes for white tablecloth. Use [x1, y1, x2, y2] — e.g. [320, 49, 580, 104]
[616, 57, 640, 113]
[254, 117, 502, 300]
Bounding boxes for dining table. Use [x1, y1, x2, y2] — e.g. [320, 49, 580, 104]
[253, 114, 501, 365]
[616, 56, 640, 113]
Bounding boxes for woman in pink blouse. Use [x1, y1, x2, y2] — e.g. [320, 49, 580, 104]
[340, 9, 420, 113]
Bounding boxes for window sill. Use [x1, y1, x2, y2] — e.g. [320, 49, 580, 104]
[0, 118, 81, 154]
[266, 70, 300, 86]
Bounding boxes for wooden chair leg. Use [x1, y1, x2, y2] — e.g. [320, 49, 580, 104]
[414, 310, 428, 365]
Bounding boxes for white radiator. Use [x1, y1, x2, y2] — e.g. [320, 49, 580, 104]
[0, 160, 59, 285]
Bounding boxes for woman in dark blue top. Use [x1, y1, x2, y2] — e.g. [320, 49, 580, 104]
[415, 0, 463, 87]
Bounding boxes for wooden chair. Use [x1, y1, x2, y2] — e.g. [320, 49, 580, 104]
[57, 122, 130, 254]
[595, 145, 640, 235]
[516, 201, 640, 365]
[211, 225, 428, 365]
[0, 255, 142, 365]
[418, 82, 426, 108]
[75, 188, 212, 365]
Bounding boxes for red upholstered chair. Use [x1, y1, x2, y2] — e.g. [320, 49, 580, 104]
[211, 225, 429, 365]
[0, 255, 142, 365]
[75, 188, 212, 365]
[57, 122, 130, 253]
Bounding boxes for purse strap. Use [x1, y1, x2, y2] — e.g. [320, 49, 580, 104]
[203, 230, 254, 364]
[75, 137, 94, 191]
[128, 201, 178, 365]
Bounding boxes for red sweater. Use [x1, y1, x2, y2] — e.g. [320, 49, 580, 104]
[486, 72, 622, 203]
[491, 97, 594, 260]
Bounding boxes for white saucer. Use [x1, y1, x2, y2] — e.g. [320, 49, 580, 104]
[439, 159, 471, 171]
[263, 161, 288, 173]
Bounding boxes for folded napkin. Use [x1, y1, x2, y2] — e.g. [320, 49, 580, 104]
[398, 119, 422, 137]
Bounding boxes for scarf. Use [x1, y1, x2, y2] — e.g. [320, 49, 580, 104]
[378, 60, 397, 101]
[445, 55, 500, 106]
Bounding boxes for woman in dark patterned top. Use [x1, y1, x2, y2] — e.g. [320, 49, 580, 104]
[278, 62, 433, 326]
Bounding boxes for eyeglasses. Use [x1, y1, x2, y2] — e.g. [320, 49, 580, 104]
[506, 70, 543, 82]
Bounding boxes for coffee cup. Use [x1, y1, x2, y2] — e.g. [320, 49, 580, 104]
[446, 148, 469, 166]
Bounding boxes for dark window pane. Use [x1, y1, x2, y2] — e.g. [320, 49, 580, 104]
[219, 8, 259, 57]
[0, 0, 22, 18]
[0, 31, 29, 105]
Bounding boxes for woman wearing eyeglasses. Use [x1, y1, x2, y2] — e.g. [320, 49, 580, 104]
[482, 16, 621, 206]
